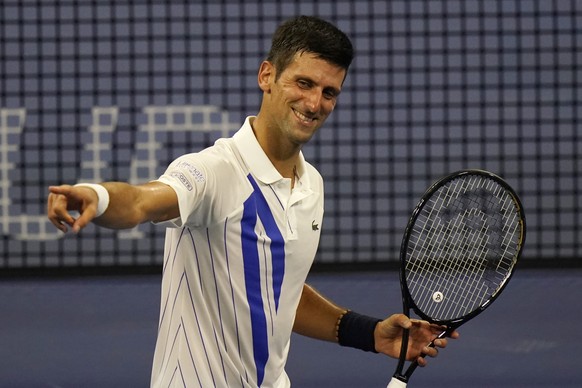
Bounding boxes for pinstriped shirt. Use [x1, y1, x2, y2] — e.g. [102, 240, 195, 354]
[151, 117, 324, 388]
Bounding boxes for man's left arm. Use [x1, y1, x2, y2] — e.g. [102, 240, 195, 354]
[293, 283, 458, 363]
[292, 283, 345, 342]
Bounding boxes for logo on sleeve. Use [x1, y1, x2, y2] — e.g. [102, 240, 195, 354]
[171, 171, 193, 191]
[176, 161, 205, 183]
[311, 220, 319, 231]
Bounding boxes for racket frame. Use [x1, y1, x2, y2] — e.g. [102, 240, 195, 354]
[391, 169, 526, 384]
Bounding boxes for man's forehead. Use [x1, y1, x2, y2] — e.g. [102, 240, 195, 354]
[284, 52, 346, 81]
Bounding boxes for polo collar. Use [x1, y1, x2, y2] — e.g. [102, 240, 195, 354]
[233, 116, 311, 188]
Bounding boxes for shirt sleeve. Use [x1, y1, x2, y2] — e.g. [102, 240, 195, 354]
[154, 153, 214, 228]
[154, 148, 251, 228]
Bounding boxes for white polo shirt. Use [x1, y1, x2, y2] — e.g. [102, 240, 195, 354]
[151, 116, 324, 388]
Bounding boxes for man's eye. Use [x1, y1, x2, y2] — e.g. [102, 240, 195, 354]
[324, 91, 335, 99]
[324, 90, 338, 100]
[298, 80, 310, 88]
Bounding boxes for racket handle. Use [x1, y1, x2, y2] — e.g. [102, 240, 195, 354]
[403, 329, 449, 378]
[387, 377, 407, 388]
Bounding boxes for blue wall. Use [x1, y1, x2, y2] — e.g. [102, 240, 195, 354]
[1, 1, 580, 268]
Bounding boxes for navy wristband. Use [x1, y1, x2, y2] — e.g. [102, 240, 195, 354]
[337, 310, 381, 353]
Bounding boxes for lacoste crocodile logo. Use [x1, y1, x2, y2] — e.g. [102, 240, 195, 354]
[312, 220, 319, 231]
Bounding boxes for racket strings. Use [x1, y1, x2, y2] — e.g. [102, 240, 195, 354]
[409, 178, 491, 307]
[405, 175, 522, 321]
[411, 181, 517, 317]
[408, 207, 491, 319]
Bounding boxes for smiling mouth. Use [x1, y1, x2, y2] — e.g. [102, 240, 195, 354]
[292, 108, 317, 124]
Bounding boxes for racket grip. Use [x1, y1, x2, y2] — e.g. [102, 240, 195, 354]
[386, 377, 407, 388]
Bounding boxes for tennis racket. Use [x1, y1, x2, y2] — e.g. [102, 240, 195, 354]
[387, 169, 526, 388]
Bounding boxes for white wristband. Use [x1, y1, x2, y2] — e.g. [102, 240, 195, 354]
[74, 183, 110, 218]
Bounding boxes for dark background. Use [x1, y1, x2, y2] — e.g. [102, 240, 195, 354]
[1, 0, 580, 272]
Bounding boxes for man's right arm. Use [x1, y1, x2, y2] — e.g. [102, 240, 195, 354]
[47, 181, 179, 233]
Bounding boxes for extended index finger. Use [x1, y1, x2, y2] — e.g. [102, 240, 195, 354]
[48, 184, 75, 197]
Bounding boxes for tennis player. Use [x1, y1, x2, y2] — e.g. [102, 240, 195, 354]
[47, 16, 457, 388]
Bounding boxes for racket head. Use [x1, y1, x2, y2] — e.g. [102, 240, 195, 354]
[399, 169, 526, 327]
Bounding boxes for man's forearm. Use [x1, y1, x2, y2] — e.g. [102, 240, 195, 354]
[93, 181, 179, 229]
[293, 284, 346, 342]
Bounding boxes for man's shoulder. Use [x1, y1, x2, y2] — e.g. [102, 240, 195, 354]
[200, 137, 247, 170]
[165, 138, 246, 185]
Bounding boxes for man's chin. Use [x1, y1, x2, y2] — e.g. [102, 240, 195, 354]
[293, 128, 318, 145]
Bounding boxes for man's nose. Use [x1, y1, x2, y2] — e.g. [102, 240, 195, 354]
[305, 90, 323, 112]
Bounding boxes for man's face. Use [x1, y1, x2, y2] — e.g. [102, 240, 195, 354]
[259, 52, 347, 146]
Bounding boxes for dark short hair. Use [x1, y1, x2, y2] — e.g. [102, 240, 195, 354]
[266, 15, 354, 79]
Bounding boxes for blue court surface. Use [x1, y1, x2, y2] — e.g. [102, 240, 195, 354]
[0, 268, 579, 387]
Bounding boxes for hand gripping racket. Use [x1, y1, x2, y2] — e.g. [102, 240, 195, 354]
[387, 169, 526, 388]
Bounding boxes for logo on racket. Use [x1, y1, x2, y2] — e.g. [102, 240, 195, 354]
[432, 291, 444, 303]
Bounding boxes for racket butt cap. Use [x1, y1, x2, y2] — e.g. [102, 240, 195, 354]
[387, 377, 407, 388]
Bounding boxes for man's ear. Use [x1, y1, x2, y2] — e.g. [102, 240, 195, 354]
[258, 60, 275, 93]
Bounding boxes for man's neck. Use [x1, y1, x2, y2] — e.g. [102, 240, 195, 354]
[250, 117, 301, 181]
